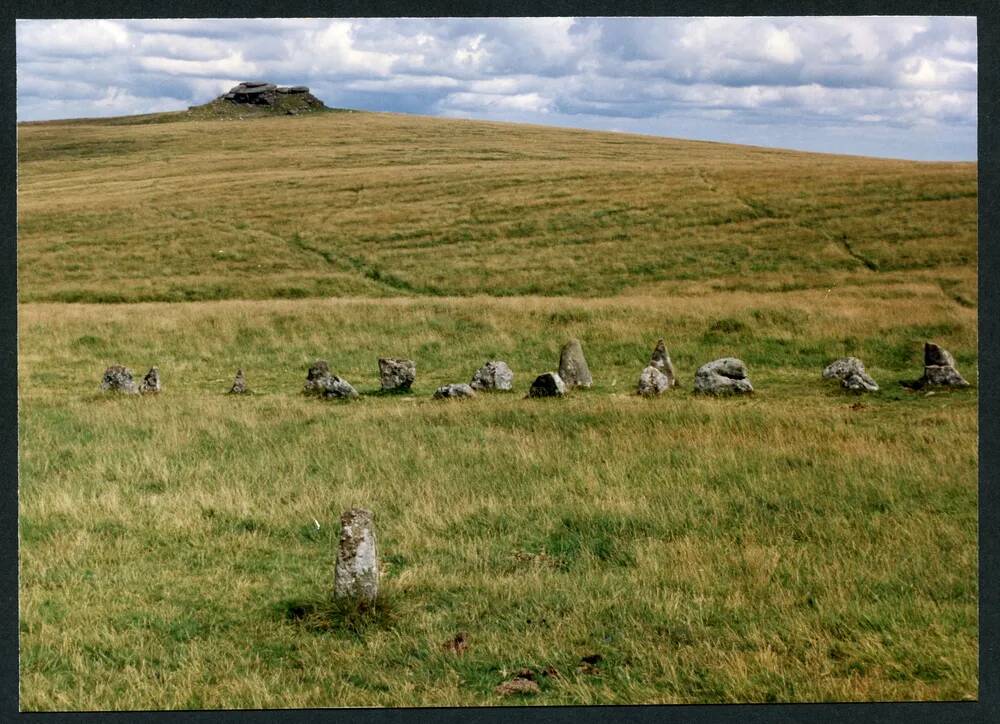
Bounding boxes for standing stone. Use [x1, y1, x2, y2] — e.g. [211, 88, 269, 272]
[379, 358, 416, 391]
[434, 383, 477, 399]
[528, 372, 566, 397]
[229, 369, 248, 394]
[649, 339, 677, 386]
[100, 364, 139, 394]
[139, 367, 161, 394]
[558, 339, 592, 388]
[693, 358, 753, 396]
[334, 508, 379, 606]
[822, 357, 879, 393]
[304, 360, 332, 395]
[637, 365, 671, 396]
[470, 360, 514, 391]
[915, 342, 970, 388]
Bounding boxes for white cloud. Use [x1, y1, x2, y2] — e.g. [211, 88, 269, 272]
[14, 16, 977, 160]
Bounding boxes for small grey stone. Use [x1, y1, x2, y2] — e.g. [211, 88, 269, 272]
[823, 357, 879, 392]
[100, 364, 139, 394]
[139, 366, 161, 394]
[334, 508, 379, 606]
[229, 369, 248, 394]
[693, 358, 753, 396]
[637, 365, 671, 396]
[528, 372, 566, 397]
[434, 383, 477, 399]
[321, 375, 360, 399]
[379, 358, 415, 391]
[304, 360, 333, 395]
[558, 338, 592, 388]
[470, 360, 514, 391]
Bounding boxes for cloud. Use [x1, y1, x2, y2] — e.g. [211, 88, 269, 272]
[15, 16, 977, 160]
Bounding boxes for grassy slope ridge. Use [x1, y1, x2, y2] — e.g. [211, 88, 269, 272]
[17, 111, 978, 709]
[17, 111, 976, 304]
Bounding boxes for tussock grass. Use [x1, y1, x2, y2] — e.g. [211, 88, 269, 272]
[19, 290, 977, 708]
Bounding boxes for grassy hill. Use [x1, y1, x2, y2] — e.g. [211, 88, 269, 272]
[17, 111, 978, 709]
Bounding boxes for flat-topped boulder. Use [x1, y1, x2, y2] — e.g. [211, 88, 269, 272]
[198, 81, 329, 115]
[434, 383, 476, 399]
[694, 357, 753, 396]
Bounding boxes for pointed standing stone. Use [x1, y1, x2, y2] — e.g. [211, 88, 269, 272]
[139, 366, 160, 394]
[916, 342, 969, 388]
[229, 369, 248, 394]
[528, 372, 566, 397]
[558, 339, 592, 388]
[648, 339, 676, 387]
[334, 508, 379, 606]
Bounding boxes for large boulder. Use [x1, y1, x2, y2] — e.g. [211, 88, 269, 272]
[379, 358, 416, 391]
[470, 360, 514, 391]
[637, 365, 671, 396]
[139, 366, 161, 394]
[822, 357, 879, 393]
[434, 383, 477, 400]
[693, 358, 753, 396]
[558, 338, 592, 388]
[528, 372, 566, 398]
[914, 342, 969, 388]
[100, 364, 139, 394]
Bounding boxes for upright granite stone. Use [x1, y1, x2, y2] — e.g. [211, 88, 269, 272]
[470, 360, 514, 391]
[334, 508, 379, 606]
[693, 358, 753, 396]
[229, 369, 248, 394]
[822, 357, 879, 393]
[637, 365, 671, 396]
[528, 372, 566, 398]
[915, 342, 970, 388]
[139, 367, 161, 394]
[558, 338, 592, 388]
[434, 383, 477, 399]
[649, 339, 677, 386]
[379, 358, 416, 391]
[100, 365, 139, 394]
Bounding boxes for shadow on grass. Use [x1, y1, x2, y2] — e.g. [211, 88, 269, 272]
[273, 592, 399, 638]
[360, 388, 416, 398]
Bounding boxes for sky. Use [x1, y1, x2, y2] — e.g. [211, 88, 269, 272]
[15, 17, 977, 161]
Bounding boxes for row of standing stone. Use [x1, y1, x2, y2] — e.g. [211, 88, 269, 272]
[99, 339, 970, 398]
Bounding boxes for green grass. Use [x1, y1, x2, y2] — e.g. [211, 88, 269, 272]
[16, 110, 977, 709]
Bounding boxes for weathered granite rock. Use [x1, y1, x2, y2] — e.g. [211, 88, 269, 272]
[637, 365, 671, 396]
[320, 375, 360, 399]
[434, 383, 477, 399]
[822, 357, 879, 393]
[100, 364, 139, 394]
[229, 369, 248, 394]
[304, 360, 333, 395]
[558, 338, 592, 388]
[649, 339, 676, 386]
[528, 372, 566, 397]
[139, 367, 161, 394]
[911, 342, 970, 388]
[379, 358, 415, 391]
[334, 508, 379, 606]
[693, 358, 753, 395]
[470, 360, 514, 391]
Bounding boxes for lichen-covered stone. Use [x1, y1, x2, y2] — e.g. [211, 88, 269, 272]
[823, 357, 879, 393]
[334, 508, 379, 605]
[434, 383, 476, 399]
[100, 364, 139, 394]
[649, 339, 676, 386]
[139, 367, 161, 394]
[558, 338, 592, 388]
[229, 369, 248, 394]
[637, 365, 671, 396]
[379, 358, 416, 391]
[470, 360, 514, 391]
[693, 358, 753, 395]
[303, 359, 332, 395]
[528, 372, 566, 397]
[911, 342, 970, 388]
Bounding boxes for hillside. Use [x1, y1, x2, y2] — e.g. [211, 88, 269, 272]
[16, 111, 977, 304]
